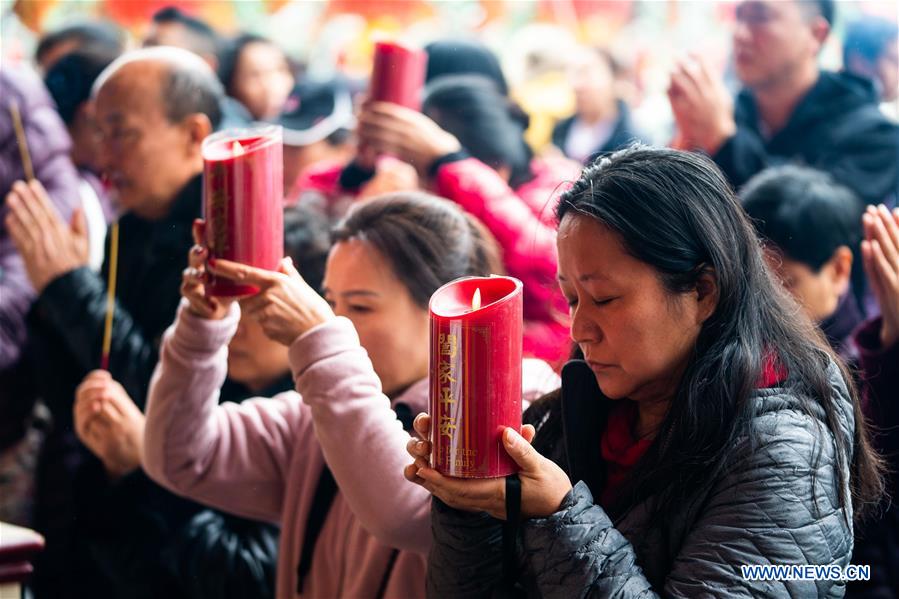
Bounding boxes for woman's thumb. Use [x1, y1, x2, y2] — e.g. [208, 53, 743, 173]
[278, 256, 298, 276]
[503, 427, 540, 470]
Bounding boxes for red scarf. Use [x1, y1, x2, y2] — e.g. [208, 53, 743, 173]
[598, 355, 786, 507]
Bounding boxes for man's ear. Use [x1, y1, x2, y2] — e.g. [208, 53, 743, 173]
[825, 245, 853, 296]
[695, 266, 719, 324]
[810, 16, 830, 53]
[182, 113, 213, 156]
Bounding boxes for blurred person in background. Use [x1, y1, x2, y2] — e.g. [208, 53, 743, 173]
[44, 49, 121, 271]
[668, 0, 899, 208]
[144, 6, 251, 129]
[0, 64, 82, 529]
[34, 20, 126, 73]
[741, 166, 866, 361]
[743, 168, 899, 597]
[552, 46, 643, 165]
[275, 79, 357, 207]
[218, 33, 295, 121]
[358, 74, 580, 365]
[143, 6, 220, 71]
[742, 169, 899, 599]
[424, 38, 509, 95]
[847, 205, 899, 598]
[843, 15, 898, 106]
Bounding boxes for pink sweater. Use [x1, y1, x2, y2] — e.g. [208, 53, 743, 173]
[144, 301, 561, 598]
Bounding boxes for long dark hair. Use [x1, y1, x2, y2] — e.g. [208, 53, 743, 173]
[331, 192, 503, 308]
[556, 146, 883, 526]
[423, 75, 534, 189]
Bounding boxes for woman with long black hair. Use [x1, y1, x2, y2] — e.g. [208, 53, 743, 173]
[406, 146, 884, 597]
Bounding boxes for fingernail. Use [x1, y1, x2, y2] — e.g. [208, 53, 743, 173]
[504, 428, 517, 447]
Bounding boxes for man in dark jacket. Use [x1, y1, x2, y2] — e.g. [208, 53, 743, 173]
[668, 0, 898, 207]
[5, 47, 277, 599]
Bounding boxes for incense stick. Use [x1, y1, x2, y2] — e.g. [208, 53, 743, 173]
[9, 101, 34, 181]
[100, 223, 120, 370]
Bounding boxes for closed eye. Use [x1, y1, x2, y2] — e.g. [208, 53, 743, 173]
[593, 297, 616, 307]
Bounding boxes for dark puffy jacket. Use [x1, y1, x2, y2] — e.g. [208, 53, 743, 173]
[428, 359, 857, 598]
[714, 71, 899, 207]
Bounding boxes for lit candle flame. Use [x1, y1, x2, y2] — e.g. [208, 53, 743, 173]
[471, 287, 481, 311]
[231, 140, 245, 156]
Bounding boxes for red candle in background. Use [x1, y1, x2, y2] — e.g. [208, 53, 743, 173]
[370, 41, 427, 110]
[429, 275, 524, 478]
[202, 125, 284, 296]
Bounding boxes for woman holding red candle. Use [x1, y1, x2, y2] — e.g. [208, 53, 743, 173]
[405, 147, 884, 597]
[142, 192, 559, 599]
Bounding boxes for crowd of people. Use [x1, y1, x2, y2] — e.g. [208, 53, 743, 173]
[0, 1, 898, 597]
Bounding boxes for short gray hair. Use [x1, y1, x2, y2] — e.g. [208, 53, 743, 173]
[92, 46, 224, 129]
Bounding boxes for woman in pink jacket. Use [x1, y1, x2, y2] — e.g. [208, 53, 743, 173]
[140, 192, 561, 598]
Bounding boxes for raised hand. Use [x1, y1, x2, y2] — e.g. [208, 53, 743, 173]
[208, 256, 334, 346]
[181, 219, 233, 319]
[5, 179, 90, 293]
[74, 370, 145, 479]
[862, 205, 899, 348]
[356, 101, 462, 178]
[667, 54, 736, 155]
[404, 412, 571, 520]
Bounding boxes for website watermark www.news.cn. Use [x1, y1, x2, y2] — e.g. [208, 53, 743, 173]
[741, 564, 870, 582]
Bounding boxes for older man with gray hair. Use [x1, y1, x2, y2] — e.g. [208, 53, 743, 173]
[5, 47, 278, 599]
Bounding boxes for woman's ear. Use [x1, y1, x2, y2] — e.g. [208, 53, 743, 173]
[695, 267, 719, 324]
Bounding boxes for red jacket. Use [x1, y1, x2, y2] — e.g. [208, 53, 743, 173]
[432, 157, 580, 365]
[294, 155, 581, 366]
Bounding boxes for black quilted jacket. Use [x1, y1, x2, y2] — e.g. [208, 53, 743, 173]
[427, 359, 856, 598]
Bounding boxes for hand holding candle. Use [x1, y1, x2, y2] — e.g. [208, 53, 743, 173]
[404, 413, 572, 520]
[428, 275, 523, 478]
[207, 257, 334, 346]
[202, 125, 284, 297]
[369, 41, 427, 110]
[181, 219, 234, 320]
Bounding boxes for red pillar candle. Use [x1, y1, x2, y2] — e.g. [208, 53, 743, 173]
[429, 275, 524, 478]
[370, 41, 427, 110]
[202, 125, 284, 296]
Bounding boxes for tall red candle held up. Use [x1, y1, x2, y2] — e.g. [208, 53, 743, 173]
[370, 41, 427, 110]
[202, 125, 284, 296]
[429, 275, 523, 478]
